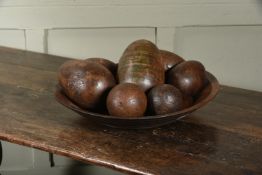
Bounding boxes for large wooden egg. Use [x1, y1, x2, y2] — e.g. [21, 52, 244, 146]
[58, 60, 116, 109]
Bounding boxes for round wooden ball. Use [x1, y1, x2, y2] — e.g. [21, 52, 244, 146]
[147, 84, 183, 115]
[106, 83, 147, 118]
[58, 60, 116, 109]
[85, 57, 117, 75]
[167, 60, 206, 96]
[160, 50, 184, 71]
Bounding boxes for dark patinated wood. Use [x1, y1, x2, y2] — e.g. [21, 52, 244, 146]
[0, 46, 262, 175]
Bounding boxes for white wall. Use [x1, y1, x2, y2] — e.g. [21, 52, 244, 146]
[47, 28, 155, 61]
[0, 0, 262, 174]
[174, 26, 262, 92]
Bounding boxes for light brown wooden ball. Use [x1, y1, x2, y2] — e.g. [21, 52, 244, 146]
[160, 50, 184, 71]
[85, 57, 117, 75]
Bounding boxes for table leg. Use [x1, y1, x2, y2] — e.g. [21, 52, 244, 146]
[0, 141, 2, 166]
[49, 153, 55, 167]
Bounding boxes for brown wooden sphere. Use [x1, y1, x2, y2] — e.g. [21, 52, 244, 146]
[147, 84, 183, 115]
[85, 57, 117, 75]
[106, 83, 147, 118]
[160, 50, 184, 71]
[167, 60, 206, 96]
[58, 60, 116, 109]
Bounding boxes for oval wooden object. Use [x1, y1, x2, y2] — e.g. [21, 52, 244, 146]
[160, 50, 184, 71]
[168, 60, 206, 96]
[58, 60, 116, 109]
[107, 83, 147, 118]
[147, 84, 183, 115]
[118, 39, 164, 91]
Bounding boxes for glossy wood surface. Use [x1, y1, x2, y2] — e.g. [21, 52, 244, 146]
[0, 46, 261, 175]
[118, 39, 164, 91]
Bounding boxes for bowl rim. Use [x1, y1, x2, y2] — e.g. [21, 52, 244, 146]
[55, 71, 219, 120]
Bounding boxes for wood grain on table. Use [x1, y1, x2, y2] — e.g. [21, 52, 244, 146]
[0, 46, 261, 175]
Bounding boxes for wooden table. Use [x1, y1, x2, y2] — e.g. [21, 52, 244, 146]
[0, 46, 261, 175]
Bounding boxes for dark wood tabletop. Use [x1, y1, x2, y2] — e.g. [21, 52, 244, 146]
[0, 46, 261, 175]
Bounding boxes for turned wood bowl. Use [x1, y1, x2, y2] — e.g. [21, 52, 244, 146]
[55, 72, 219, 129]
